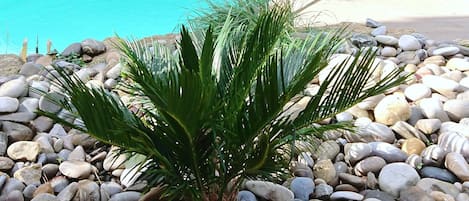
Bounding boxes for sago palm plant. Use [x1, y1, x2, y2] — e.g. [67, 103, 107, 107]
[40, 4, 407, 201]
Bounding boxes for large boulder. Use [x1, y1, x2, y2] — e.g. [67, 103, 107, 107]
[0, 54, 24, 76]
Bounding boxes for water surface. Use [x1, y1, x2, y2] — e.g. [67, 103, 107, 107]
[0, 0, 205, 54]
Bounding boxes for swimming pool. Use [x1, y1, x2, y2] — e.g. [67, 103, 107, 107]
[0, 0, 206, 54]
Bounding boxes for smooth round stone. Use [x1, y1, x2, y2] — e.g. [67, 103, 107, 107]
[31, 116, 53, 132]
[57, 149, 71, 161]
[406, 154, 423, 169]
[456, 193, 469, 201]
[371, 26, 386, 36]
[350, 122, 395, 143]
[460, 77, 469, 89]
[421, 145, 447, 167]
[57, 182, 78, 201]
[417, 178, 460, 198]
[61, 42, 82, 57]
[399, 35, 421, 51]
[445, 152, 469, 181]
[29, 81, 50, 99]
[13, 164, 41, 185]
[401, 138, 426, 155]
[314, 140, 340, 160]
[6, 190, 24, 201]
[447, 58, 469, 71]
[366, 172, 378, 190]
[100, 181, 123, 200]
[366, 18, 382, 28]
[404, 84, 431, 101]
[423, 55, 446, 66]
[68, 145, 86, 161]
[35, 136, 54, 153]
[0, 97, 19, 112]
[419, 98, 450, 122]
[31, 193, 59, 201]
[338, 173, 365, 189]
[420, 166, 458, 183]
[391, 121, 427, 143]
[0, 77, 28, 98]
[369, 142, 408, 163]
[430, 191, 454, 201]
[399, 186, 433, 201]
[7, 141, 41, 161]
[50, 176, 69, 193]
[375, 35, 398, 46]
[444, 99, 469, 121]
[81, 38, 106, 56]
[364, 190, 395, 201]
[438, 132, 469, 160]
[38, 92, 65, 114]
[42, 164, 59, 180]
[0, 156, 14, 170]
[381, 46, 397, 57]
[336, 112, 353, 122]
[313, 159, 336, 184]
[237, 190, 257, 201]
[106, 63, 122, 79]
[397, 51, 420, 64]
[415, 119, 441, 134]
[104, 79, 118, 89]
[74, 180, 100, 200]
[374, 94, 410, 125]
[422, 75, 460, 92]
[23, 184, 37, 199]
[19, 62, 42, 77]
[1, 178, 26, 195]
[442, 70, 464, 82]
[358, 94, 385, 110]
[293, 164, 313, 178]
[335, 184, 358, 192]
[3, 121, 33, 142]
[33, 182, 53, 196]
[354, 156, 386, 176]
[109, 191, 141, 201]
[59, 161, 93, 179]
[245, 180, 294, 201]
[330, 191, 364, 201]
[291, 177, 314, 201]
[379, 163, 420, 197]
[433, 46, 460, 56]
[297, 152, 314, 168]
[314, 183, 333, 199]
[334, 162, 348, 175]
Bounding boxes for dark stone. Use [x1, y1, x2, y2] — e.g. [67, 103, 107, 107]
[420, 166, 458, 183]
[363, 190, 395, 201]
[350, 34, 377, 48]
[81, 39, 106, 56]
[399, 186, 433, 201]
[61, 43, 82, 57]
[366, 18, 382, 28]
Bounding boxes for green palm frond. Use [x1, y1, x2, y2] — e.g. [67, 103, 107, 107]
[40, 3, 407, 201]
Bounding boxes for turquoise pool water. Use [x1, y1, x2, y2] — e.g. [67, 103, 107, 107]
[0, 0, 206, 54]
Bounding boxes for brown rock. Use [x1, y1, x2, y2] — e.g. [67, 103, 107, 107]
[35, 55, 54, 67]
[401, 138, 426, 155]
[0, 54, 23, 75]
[445, 152, 469, 181]
[313, 159, 337, 185]
[33, 182, 53, 197]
